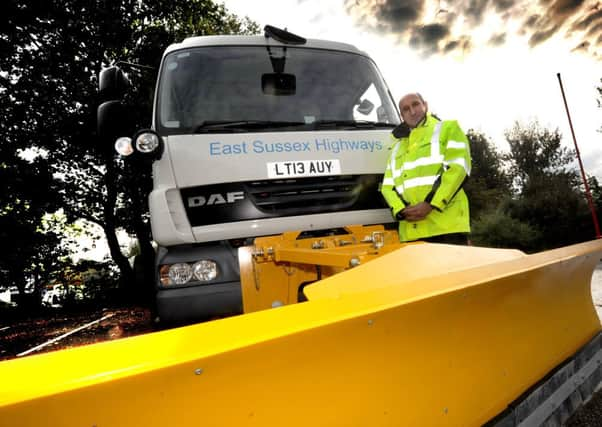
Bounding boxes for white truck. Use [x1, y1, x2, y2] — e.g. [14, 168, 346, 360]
[97, 26, 401, 324]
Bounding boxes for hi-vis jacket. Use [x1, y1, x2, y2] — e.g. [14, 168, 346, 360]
[380, 113, 471, 242]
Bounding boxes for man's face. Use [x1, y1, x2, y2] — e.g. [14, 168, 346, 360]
[399, 94, 428, 128]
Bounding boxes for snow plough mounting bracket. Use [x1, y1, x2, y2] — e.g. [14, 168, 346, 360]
[239, 225, 408, 313]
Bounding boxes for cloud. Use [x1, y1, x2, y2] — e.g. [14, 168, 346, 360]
[522, 0, 587, 46]
[410, 23, 449, 48]
[345, 0, 601, 58]
[374, 0, 425, 32]
[572, 40, 591, 51]
[551, 0, 586, 15]
[443, 36, 472, 53]
[569, 7, 602, 32]
[489, 33, 507, 46]
[523, 14, 541, 31]
[495, 0, 517, 13]
[529, 23, 562, 46]
[462, 0, 492, 26]
[344, 0, 474, 55]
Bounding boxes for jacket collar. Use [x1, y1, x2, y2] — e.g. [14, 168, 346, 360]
[391, 113, 439, 139]
[412, 112, 433, 129]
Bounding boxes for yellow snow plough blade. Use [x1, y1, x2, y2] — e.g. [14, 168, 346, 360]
[0, 239, 601, 426]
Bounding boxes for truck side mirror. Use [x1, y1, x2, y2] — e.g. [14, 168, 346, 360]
[98, 66, 131, 147]
[98, 66, 129, 101]
[97, 100, 129, 142]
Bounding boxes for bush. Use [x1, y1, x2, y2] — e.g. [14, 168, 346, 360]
[471, 209, 542, 253]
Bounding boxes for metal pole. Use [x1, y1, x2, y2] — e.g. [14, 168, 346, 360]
[556, 73, 601, 239]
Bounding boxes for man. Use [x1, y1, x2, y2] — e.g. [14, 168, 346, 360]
[380, 93, 471, 244]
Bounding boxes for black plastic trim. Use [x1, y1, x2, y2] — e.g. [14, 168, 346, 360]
[181, 174, 387, 227]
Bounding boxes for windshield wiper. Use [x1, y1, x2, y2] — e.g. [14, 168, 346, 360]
[194, 120, 305, 133]
[309, 120, 397, 130]
[193, 120, 397, 133]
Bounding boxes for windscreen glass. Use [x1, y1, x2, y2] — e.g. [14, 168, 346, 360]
[157, 46, 400, 134]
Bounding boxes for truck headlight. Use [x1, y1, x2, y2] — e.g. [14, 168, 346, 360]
[166, 263, 193, 285]
[135, 131, 161, 153]
[193, 260, 218, 282]
[115, 137, 134, 156]
[159, 260, 219, 286]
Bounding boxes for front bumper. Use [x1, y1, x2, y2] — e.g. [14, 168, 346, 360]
[155, 241, 243, 325]
[156, 281, 242, 324]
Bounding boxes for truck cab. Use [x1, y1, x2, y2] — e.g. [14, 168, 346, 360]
[99, 26, 401, 325]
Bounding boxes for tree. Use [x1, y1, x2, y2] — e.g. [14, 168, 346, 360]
[0, 108, 68, 308]
[589, 176, 602, 213]
[2, 1, 258, 302]
[585, 176, 602, 238]
[504, 120, 576, 191]
[502, 120, 591, 250]
[464, 129, 511, 220]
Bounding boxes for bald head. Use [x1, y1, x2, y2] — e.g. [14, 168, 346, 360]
[399, 93, 428, 128]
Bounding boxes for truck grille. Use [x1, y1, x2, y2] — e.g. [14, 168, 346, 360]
[181, 174, 386, 227]
[245, 175, 370, 214]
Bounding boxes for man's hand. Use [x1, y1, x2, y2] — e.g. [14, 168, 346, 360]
[400, 202, 433, 222]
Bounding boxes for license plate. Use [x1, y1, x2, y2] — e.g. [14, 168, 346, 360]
[266, 159, 341, 178]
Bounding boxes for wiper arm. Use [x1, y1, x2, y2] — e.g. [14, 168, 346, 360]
[193, 120, 396, 133]
[194, 120, 306, 133]
[310, 120, 397, 129]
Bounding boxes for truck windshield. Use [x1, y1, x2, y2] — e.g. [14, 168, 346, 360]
[156, 46, 400, 135]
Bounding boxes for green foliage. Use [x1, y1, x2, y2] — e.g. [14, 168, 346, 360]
[464, 129, 511, 220]
[505, 177, 590, 250]
[58, 260, 120, 305]
[589, 176, 602, 214]
[504, 120, 576, 191]
[470, 208, 542, 252]
[501, 121, 593, 249]
[466, 120, 597, 250]
[0, 153, 67, 307]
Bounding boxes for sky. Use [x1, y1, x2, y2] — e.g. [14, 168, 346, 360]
[221, 0, 602, 178]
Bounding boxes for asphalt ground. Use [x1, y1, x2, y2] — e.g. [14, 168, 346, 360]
[565, 263, 602, 427]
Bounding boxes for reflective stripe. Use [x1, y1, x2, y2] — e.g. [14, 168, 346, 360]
[444, 158, 471, 174]
[447, 140, 466, 149]
[403, 175, 439, 189]
[389, 121, 443, 196]
[396, 122, 443, 172]
[403, 154, 444, 171]
[388, 141, 405, 194]
[390, 142, 401, 176]
[430, 122, 442, 157]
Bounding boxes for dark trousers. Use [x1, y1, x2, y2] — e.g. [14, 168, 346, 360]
[420, 233, 470, 245]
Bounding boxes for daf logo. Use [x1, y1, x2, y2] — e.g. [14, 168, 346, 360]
[187, 191, 245, 208]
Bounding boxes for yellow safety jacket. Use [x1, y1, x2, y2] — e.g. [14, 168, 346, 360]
[381, 113, 471, 242]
